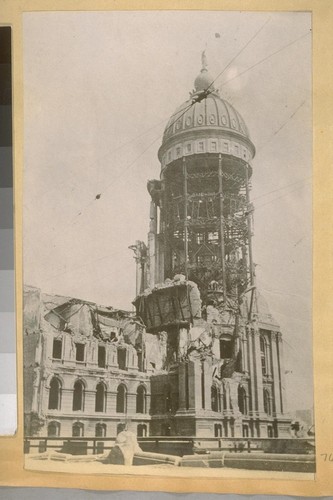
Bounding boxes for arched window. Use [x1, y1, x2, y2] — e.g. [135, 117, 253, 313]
[136, 385, 146, 414]
[95, 382, 106, 412]
[116, 384, 127, 413]
[238, 385, 247, 415]
[47, 421, 60, 437]
[263, 389, 271, 416]
[48, 377, 61, 410]
[137, 424, 147, 437]
[72, 422, 84, 437]
[73, 380, 84, 411]
[95, 423, 106, 437]
[260, 336, 267, 376]
[211, 385, 220, 412]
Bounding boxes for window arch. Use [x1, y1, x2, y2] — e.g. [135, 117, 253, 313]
[72, 421, 84, 437]
[48, 377, 61, 410]
[47, 421, 60, 437]
[95, 423, 107, 437]
[238, 385, 247, 415]
[136, 385, 146, 414]
[73, 380, 85, 411]
[116, 384, 127, 413]
[263, 388, 272, 416]
[211, 385, 220, 412]
[95, 382, 107, 412]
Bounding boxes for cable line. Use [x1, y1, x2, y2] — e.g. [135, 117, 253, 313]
[251, 176, 312, 203]
[254, 181, 311, 211]
[206, 16, 271, 92]
[218, 31, 310, 89]
[255, 100, 306, 155]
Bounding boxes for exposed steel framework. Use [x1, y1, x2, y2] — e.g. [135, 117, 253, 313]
[158, 153, 254, 305]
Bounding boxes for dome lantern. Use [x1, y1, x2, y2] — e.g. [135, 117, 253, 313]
[194, 50, 215, 92]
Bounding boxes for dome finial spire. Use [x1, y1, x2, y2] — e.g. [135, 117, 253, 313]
[194, 50, 214, 92]
[201, 50, 208, 71]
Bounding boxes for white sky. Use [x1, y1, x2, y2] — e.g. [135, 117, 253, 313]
[23, 11, 312, 412]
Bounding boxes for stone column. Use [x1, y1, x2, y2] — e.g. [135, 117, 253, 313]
[252, 328, 265, 415]
[277, 332, 288, 415]
[271, 331, 282, 416]
[177, 362, 186, 411]
[84, 389, 95, 414]
[126, 391, 137, 416]
[234, 418, 243, 437]
[188, 360, 203, 411]
[223, 380, 231, 415]
[31, 368, 40, 413]
[247, 327, 256, 416]
[107, 390, 117, 414]
[259, 422, 268, 437]
[203, 360, 212, 410]
[61, 388, 74, 414]
[148, 200, 157, 288]
[241, 330, 249, 374]
[146, 393, 151, 415]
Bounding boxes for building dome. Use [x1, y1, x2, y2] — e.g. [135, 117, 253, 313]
[158, 55, 255, 167]
[162, 92, 251, 143]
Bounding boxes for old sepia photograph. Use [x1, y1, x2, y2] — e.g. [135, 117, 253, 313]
[22, 10, 313, 478]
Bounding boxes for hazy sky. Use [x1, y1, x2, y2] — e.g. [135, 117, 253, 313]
[23, 11, 312, 412]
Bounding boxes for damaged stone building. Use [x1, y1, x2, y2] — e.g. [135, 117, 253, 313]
[130, 56, 291, 438]
[24, 57, 291, 440]
[24, 286, 163, 439]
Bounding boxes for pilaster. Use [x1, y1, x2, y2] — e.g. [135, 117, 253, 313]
[251, 327, 265, 416]
[271, 330, 282, 415]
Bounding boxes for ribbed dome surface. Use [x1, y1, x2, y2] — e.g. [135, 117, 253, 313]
[162, 91, 250, 144]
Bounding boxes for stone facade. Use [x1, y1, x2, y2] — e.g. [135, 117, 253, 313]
[24, 286, 156, 439]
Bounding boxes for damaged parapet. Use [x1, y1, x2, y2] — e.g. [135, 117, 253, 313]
[133, 273, 242, 369]
[133, 274, 202, 333]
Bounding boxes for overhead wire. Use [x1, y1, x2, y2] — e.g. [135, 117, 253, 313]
[251, 176, 312, 203]
[218, 30, 310, 90]
[254, 181, 311, 211]
[31, 102, 194, 205]
[70, 101, 196, 222]
[206, 16, 271, 92]
[255, 100, 307, 156]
